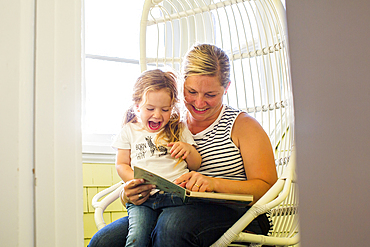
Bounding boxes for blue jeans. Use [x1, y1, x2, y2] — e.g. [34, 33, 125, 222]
[89, 201, 263, 247]
[125, 192, 184, 247]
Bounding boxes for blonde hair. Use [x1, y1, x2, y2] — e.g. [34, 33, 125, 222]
[182, 43, 230, 88]
[123, 69, 183, 144]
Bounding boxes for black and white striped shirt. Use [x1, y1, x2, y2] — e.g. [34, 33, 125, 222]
[193, 105, 247, 181]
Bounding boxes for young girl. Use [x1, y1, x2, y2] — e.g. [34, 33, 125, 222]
[112, 69, 201, 247]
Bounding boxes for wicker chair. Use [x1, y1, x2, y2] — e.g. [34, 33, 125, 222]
[93, 0, 299, 246]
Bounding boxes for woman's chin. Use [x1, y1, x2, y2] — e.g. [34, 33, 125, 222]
[189, 111, 209, 122]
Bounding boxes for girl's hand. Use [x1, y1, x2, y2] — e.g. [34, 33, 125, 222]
[122, 179, 155, 205]
[174, 171, 215, 192]
[168, 142, 193, 159]
[168, 142, 201, 171]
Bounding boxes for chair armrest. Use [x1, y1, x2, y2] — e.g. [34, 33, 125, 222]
[211, 149, 297, 247]
[92, 181, 125, 230]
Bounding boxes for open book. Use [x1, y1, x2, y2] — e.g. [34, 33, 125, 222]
[134, 166, 253, 207]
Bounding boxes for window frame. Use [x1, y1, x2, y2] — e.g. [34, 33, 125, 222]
[82, 0, 286, 162]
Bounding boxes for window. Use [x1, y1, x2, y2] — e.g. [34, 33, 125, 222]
[83, 0, 288, 161]
[83, 0, 144, 161]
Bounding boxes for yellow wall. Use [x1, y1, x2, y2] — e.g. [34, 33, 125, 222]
[83, 163, 127, 247]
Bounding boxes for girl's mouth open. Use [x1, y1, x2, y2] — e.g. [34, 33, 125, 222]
[148, 121, 161, 131]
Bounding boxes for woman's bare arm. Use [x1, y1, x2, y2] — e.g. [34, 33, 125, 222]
[175, 113, 277, 203]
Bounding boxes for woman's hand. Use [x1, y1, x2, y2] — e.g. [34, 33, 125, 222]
[122, 179, 155, 205]
[174, 171, 214, 192]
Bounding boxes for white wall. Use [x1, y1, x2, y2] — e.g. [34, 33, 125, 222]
[0, 0, 83, 246]
[286, 1, 370, 246]
[1, 1, 35, 245]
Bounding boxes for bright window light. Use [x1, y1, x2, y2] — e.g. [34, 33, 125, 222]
[83, 0, 144, 157]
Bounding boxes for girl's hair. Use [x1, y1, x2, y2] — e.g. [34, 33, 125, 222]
[123, 69, 183, 144]
[182, 43, 230, 88]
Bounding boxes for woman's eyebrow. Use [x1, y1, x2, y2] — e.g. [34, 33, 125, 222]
[185, 86, 218, 94]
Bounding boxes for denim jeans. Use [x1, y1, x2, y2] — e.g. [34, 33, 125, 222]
[125, 192, 184, 247]
[89, 198, 263, 247]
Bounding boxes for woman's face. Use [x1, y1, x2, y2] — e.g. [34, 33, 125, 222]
[184, 75, 228, 123]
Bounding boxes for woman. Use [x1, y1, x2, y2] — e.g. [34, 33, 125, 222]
[89, 44, 277, 247]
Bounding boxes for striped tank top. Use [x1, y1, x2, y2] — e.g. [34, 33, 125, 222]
[192, 105, 247, 181]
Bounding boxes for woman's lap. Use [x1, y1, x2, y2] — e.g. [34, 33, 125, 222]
[89, 203, 262, 247]
[152, 203, 259, 247]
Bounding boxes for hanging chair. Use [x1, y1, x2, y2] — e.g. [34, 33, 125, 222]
[93, 0, 299, 246]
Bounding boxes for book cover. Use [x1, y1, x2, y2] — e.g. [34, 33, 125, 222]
[134, 166, 253, 206]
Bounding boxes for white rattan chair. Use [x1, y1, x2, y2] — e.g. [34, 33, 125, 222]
[92, 0, 299, 246]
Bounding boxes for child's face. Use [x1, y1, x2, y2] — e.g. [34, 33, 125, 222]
[136, 89, 173, 133]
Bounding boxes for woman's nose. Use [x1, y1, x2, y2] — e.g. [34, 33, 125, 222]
[195, 96, 206, 108]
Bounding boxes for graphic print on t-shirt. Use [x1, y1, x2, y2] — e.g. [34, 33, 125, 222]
[135, 143, 147, 160]
[144, 136, 168, 157]
[134, 136, 169, 160]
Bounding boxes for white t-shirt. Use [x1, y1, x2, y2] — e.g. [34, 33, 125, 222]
[112, 122, 196, 182]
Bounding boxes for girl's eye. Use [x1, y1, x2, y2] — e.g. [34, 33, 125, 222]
[206, 94, 216, 98]
[146, 108, 154, 111]
[162, 109, 169, 112]
[188, 90, 196, 95]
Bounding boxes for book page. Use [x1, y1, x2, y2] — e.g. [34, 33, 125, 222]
[134, 166, 253, 206]
[134, 166, 186, 199]
[188, 190, 252, 202]
[186, 190, 252, 206]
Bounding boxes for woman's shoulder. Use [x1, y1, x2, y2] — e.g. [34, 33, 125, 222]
[223, 105, 258, 125]
[234, 111, 262, 129]
[232, 111, 269, 143]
